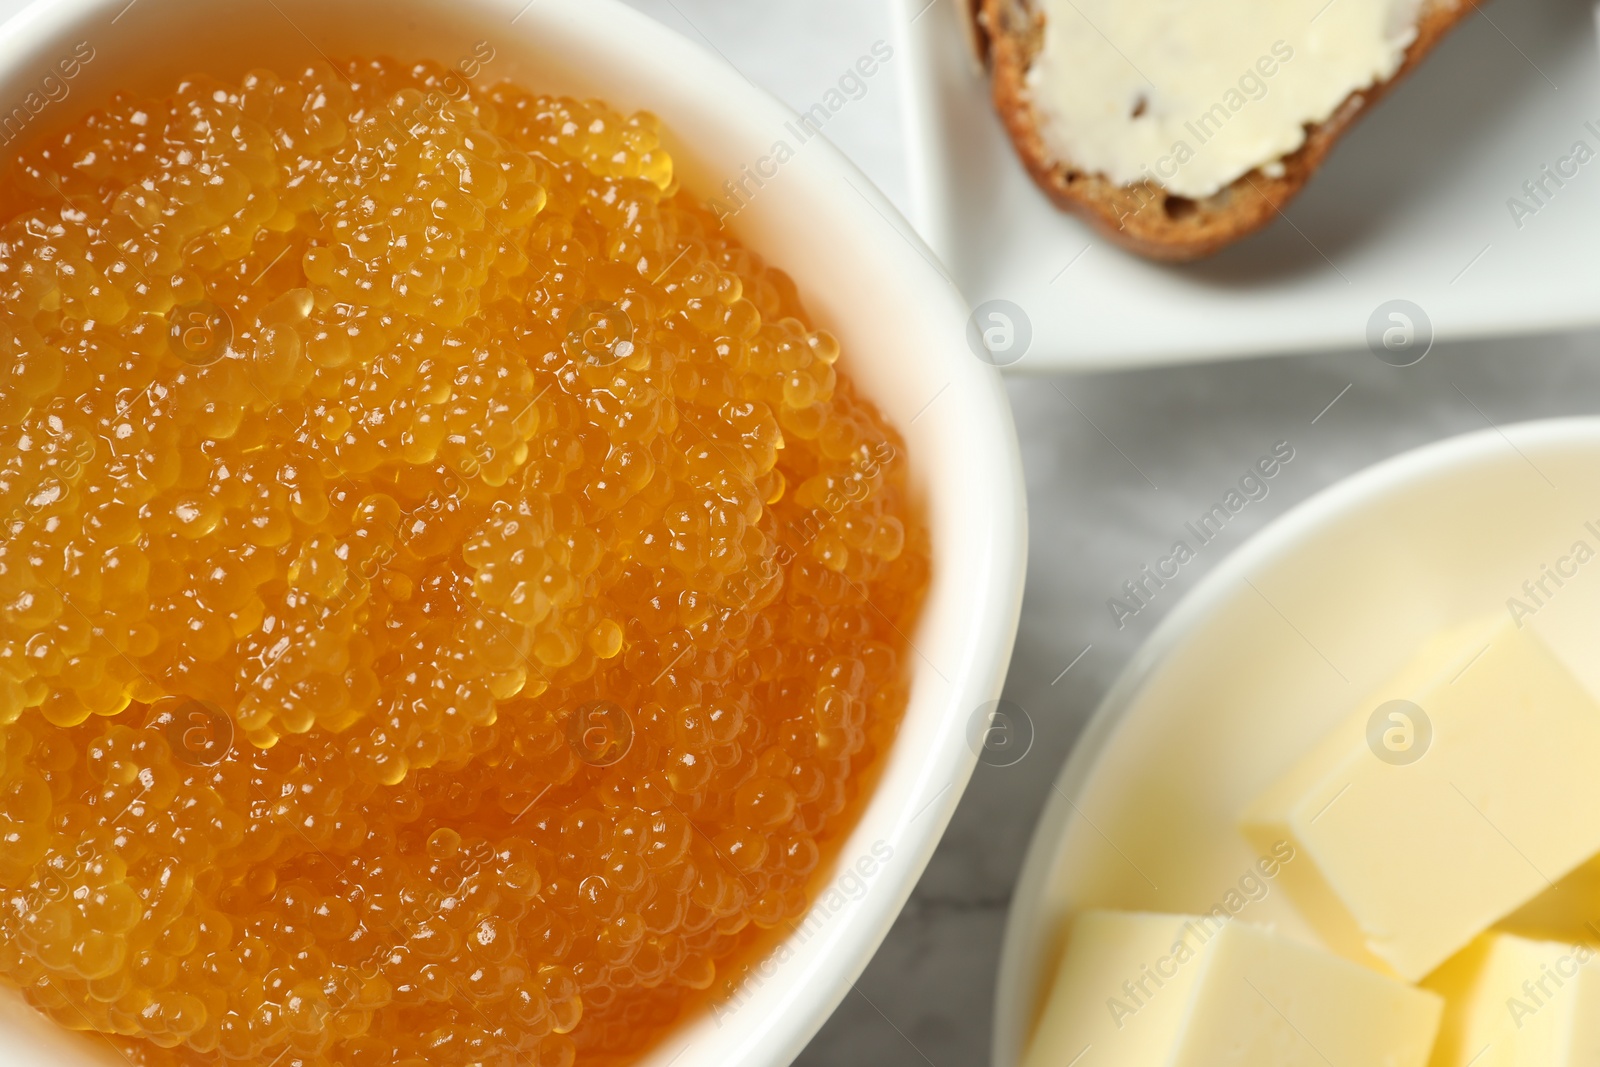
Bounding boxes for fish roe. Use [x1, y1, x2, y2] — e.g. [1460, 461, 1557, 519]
[0, 56, 929, 1067]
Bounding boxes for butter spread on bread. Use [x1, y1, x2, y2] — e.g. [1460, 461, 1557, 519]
[980, 0, 1478, 259]
[1028, 0, 1424, 199]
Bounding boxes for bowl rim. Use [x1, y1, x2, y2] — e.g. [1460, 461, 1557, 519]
[989, 415, 1600, 1067]
[0, 0, 1029, 1065]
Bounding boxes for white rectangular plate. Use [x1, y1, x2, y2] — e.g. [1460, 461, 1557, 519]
[895, 0, 1600, 370]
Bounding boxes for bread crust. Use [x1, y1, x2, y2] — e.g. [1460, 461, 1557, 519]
[979, 0, 1482, 260]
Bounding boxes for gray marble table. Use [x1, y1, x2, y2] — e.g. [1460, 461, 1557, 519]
[617, 2, 1600, 1063]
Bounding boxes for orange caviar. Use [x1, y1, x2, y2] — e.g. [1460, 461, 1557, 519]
[0, 57, 928, 1067]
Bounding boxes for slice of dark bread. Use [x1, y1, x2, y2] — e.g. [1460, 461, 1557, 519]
[976, 0, 1481, 261]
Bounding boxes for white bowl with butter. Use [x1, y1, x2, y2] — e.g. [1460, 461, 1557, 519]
[994, 417, 1600, 1067]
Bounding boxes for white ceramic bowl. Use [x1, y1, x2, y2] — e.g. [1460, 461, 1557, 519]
[0, 1, 1027, 1065]
[992, 418, 1600, 1067]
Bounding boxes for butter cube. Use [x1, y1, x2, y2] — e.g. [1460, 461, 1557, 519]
[1241, 615, 1600, 981]
[1021, 910, 1441, 1067]
[1424, 933, 1600, 1066]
